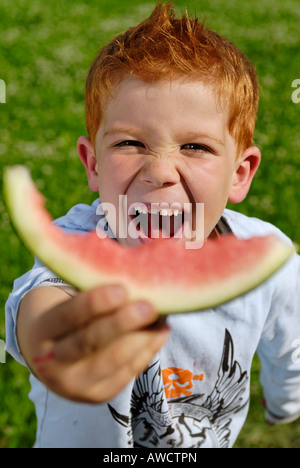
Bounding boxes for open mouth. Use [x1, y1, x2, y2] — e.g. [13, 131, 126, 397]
[129, 203, 187, 240]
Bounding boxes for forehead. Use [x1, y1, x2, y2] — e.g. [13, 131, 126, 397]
[106, 76, 226, 110]
[100, 77, 231, 137]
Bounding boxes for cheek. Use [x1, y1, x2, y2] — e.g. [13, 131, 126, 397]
[186, 163, 233, 226]
[99, 153, 141, 192]
[185, 162, 222, 202]
[97, 156, 124, 199]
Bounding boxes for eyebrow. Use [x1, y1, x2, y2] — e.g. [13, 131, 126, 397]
[103, 126, 143, 138]
[184, 131, 225, 147]
[104, 127, 225, 147]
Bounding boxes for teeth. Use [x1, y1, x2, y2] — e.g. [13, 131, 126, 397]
[136, 207, 148, 214]
[150, 208, 159, 215]
[133, 205, 182, 216]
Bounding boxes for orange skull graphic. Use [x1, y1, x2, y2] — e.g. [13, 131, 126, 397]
[162, 367, 194, 398]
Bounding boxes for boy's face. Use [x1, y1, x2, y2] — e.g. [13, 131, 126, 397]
[79, 77, 260, 247]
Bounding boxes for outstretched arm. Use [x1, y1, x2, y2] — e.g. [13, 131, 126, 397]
[17, 284, 170, 403]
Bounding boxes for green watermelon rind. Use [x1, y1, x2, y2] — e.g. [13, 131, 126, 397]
[3, 165, 295, 314]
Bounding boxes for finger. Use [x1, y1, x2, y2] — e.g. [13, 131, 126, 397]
[87, 325, 171, 402]
[53, 300, 159, 362]
[34, 284, 128, 340]
[36, 325, 170, 403]
[74, 325, 170, 402]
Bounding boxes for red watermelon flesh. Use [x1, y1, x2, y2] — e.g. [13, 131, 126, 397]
[3, 166, 295, 314]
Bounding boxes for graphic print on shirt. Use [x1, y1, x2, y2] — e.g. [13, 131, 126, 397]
[108, 329, 249, 448]
[162, 367, 205, 398]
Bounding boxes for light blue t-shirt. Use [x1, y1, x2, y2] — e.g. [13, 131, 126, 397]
[5, 200, 300, 448]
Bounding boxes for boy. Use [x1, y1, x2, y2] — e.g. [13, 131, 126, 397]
[5, 3, 300, 448]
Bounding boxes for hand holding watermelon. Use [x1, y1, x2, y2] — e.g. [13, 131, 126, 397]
[18, 284, 170, 402]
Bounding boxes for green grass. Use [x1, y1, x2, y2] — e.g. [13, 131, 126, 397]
[1, 0, 300, 448]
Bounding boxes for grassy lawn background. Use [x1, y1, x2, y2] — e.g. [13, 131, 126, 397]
[0, 0, 300, 447]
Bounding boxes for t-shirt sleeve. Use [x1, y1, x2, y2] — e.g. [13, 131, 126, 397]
[257, 253, 300, 424]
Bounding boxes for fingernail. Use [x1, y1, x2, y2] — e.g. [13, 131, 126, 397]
[136, 301, 154, 318]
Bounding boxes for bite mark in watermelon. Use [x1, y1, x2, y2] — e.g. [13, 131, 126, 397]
[3, 166, 295, 314]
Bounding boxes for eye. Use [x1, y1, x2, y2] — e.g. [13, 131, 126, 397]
[115, 140, 145, 148]
[181, 143, 213, 153]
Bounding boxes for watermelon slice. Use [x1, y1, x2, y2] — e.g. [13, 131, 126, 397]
[3, 165, 294, 314]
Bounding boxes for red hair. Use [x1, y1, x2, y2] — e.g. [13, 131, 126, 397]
[85, 2, 259, 155]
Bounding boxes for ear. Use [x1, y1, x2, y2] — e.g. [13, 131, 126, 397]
[228, 146, 261, 203]
[77, 136, 99, 192]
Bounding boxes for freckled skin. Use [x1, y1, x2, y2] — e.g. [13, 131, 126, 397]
[78, 77, 260, 247]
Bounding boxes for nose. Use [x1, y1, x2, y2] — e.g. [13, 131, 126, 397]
[140, 159, 181, 188]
